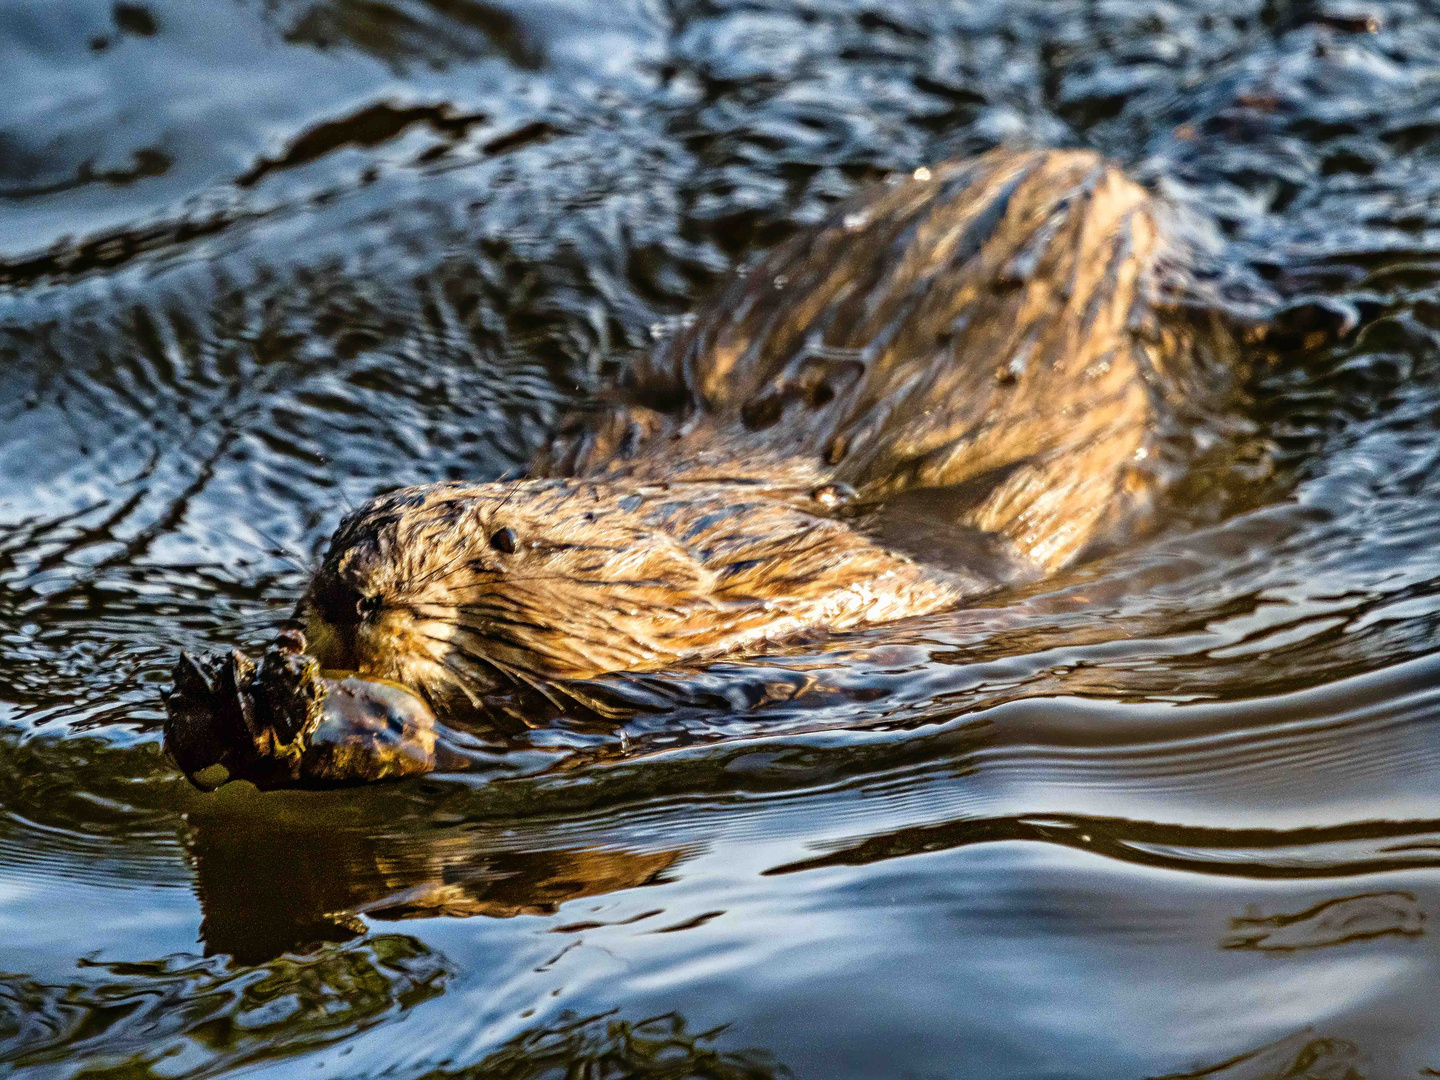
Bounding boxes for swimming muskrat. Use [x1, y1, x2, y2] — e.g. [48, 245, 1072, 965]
[164, 147, 1243, 787]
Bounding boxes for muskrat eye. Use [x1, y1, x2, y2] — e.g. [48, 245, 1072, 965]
[357, 594, 383, 619]
[489, 527, 518, 554]
[811, 482, 857, 509]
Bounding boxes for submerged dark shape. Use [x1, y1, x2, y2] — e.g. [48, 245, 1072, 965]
[167, 146, 1248, 787]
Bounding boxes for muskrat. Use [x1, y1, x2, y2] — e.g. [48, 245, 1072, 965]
[165, 147, 1242, 786]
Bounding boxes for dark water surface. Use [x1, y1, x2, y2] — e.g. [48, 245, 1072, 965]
[5, 0, 1440, 1075]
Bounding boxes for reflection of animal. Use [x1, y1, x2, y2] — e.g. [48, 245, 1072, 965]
[187, 795, 682, 959]
[296, 148, 1239, 717]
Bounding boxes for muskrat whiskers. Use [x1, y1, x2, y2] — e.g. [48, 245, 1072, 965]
[435, 573, 674, 592]
[429, 654, 487, 707]
[448, 620, 575, 670]
[442, 608, 556, 638]
[409, 547, 475, 590]
[413, 626, 578, 714]
[491, 470, 527, 515]
[492, 660, 570, 712]
[410, 630, 499, 706]
[463, 640, 598, 716]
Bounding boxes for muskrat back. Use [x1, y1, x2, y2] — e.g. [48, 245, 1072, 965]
[543, 148, 1238, 570]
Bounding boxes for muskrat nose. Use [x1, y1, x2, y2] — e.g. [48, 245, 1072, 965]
[310, 573, 376, 625]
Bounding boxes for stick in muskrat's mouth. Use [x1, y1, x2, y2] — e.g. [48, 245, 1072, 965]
[162, 630, 437, 790]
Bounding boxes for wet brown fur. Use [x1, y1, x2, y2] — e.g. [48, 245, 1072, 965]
[297, 148, 1239, 714]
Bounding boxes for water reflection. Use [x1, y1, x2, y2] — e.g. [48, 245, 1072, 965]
[235, 101, 491, 189]
[429, 1011, 789, 1080]
[3, 949, 788, 1078]
[1154, 1030, 1364, 1080]
[265, 0, 544, 70]
[0, 935, 450, 1075]
[183, 806, 684, 962]
[1223, 892, 1425, 952]
[765, 814, 1440, 882]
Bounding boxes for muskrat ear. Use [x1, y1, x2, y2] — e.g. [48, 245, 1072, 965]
[489, 527, 519, 554]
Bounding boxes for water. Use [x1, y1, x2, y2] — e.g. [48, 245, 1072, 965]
[4, 0, 1440, 1075]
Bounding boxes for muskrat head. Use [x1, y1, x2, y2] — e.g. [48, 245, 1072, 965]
[295, 478, 742, 713]
[296, 477, 961, 716]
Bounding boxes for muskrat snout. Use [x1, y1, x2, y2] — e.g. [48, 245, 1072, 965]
[307, 572, 375, 627]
